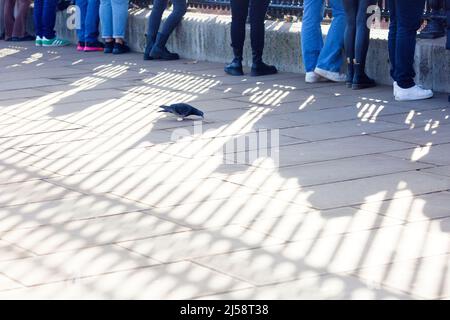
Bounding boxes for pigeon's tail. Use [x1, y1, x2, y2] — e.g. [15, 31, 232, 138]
[158, 105, 170, 113]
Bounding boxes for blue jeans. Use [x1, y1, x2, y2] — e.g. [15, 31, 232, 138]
[33, 0, 58, 39]
[301, 0, 346, 73]
[99, 0, 129, 38]
[75, 0, 100, 43]
[146, 0, 187, 40]
[388, 0, 426, 89]
[343, 0, 376, 65]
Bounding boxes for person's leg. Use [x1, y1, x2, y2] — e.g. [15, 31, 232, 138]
[111, 0, 128, 40]
[354, 0, 375, 65]
[248, 0, 269, 63]
[146, 0, 167, 40]
[301, 0, 325, 73]
[75, 0, 88, 47]
[33, 0, 44, 44]
[248, 0, 277, 76]
[230, 0, 249, 59]
[352, 0, 376, 89]
[394, 0, 425, 89]
[99, 0, 113, 51]
[151, 0, 187, 59]
[84, 0, 102, 49]
[315, 0, 346, 75]
[41, 0, 70, 45]
[343, 0, 357, 86]
[387, 0, 397, 81]
[3, 0, 15, 40]
[224, 0, 249, 76]
[144, 0, 167, 59]
[111, 0, 130, 54]
[0, 0, 5, 39]
[42, 0, 57, 39]
[391, 0, 432, 101]
[12, 0, 31, 38]
[159, 0, 186, 36]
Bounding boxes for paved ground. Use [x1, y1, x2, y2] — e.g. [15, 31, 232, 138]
[0, 42, 449, 299]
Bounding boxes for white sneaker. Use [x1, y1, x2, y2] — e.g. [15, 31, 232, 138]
[314, 67, 346, 82]
[305, 72, 329, 83]
[393, 82, 433, 101]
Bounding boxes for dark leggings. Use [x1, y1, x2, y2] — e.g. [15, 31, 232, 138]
[230, 0, 270, 60]
[343, 0, 376, 65]
[146, 0, 187, 40]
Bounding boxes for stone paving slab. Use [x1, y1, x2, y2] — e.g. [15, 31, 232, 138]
[0, 42, 449, 299]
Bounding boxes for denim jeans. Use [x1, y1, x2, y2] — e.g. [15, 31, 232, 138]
[0, 0, 4, 37]
[230, 0, 270, 62]
[388, 0, 426, 89]
[75, 0, 100, 43]
[343, 0, 376, 65]
[99, 0, 129, 38]
[33, 0, 58, 39]
[146, 0, 187, 40]
[301, 0, 346, 73]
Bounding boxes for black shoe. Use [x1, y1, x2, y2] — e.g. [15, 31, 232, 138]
[144, 35, 155, 60]
[104, 41, 114, 53]
[251, 62, 277, 77]
[352, 63, 376, 90]
[149, 33, 179, 60]
[150, 45, 180, 60]
[224, 58, 244, 76]
[84, 41, 104, 52]
[14, 34, 35, 41]
[346, 60, 354, 88]
[112, 42, 130, 55]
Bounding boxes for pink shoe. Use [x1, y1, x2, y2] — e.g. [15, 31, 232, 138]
[77, 42, 85, 51]
[84, 41, 105, 52]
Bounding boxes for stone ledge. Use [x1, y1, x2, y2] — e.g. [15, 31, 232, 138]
[26, 8, 450, 93]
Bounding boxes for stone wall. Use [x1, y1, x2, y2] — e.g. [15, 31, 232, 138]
[26, 8, 450, 93]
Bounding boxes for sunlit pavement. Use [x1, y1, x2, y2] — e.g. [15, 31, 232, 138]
[0, 42, 449, 299]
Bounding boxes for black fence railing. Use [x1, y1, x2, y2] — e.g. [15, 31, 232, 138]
[130, 0, 448, 38]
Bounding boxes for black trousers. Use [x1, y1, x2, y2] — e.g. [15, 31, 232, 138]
[230, 0, 270, 62]
[446, 0, 450, 50]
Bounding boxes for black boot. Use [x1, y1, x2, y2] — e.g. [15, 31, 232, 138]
[250, 54, 277, 77]
[224, 57, 244, 76]
[143, 34, 156, 60]
[149, 33, 180, 60]
[346, 59, 354, 88]
[352, 62, 376, 90]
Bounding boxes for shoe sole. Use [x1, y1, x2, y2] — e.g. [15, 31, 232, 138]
[314, 68, 346, 82]
[395, 93, 434, 101]
[224, 69, 244, 76]
[84, 47, 103, 52]
[42, 44, 70, 47]
[352, 83, 376, 90]
[250, 70, 278, 77]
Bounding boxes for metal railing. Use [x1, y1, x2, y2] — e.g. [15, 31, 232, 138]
[130, 0, 448, 38]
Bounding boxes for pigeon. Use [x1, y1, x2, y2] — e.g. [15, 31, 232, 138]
[158, 103, 204, 121]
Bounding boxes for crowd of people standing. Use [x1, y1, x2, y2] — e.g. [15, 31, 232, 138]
[0, 0, 440, 101]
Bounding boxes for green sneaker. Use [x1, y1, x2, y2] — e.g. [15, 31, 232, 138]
[35, 36, 43, 47]
[42, 37, 71, 47]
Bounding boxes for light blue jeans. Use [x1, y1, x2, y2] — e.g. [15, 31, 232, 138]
[301, 0, 346, 73]
[99, 0, 129, 38]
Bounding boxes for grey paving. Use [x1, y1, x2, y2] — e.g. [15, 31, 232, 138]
[0, 42, 448, 299]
